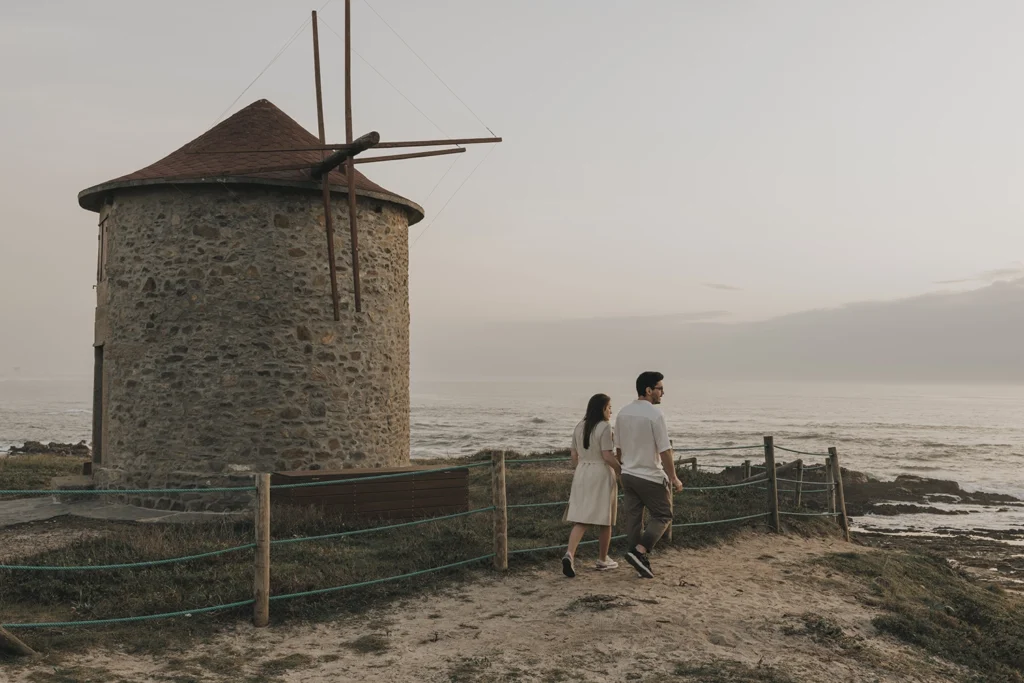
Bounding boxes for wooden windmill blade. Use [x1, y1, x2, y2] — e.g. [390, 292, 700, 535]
[312, 9, 344, 321]
[343, 0, 362, 314]
[185, 137, 499, 154]
[354, 147, 464, 164]
[306, 2, 502, 317]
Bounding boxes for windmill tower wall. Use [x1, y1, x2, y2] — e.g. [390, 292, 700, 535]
[79, 100, 422, 511]
[91, 185, 411, 509]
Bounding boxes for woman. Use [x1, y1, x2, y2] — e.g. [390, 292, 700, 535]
[562, 393, 621, 577]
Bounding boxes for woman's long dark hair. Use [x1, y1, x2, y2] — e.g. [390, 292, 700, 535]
[582, 393, 611, 449]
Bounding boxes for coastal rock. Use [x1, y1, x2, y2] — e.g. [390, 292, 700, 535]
[867, 503, 971, 516]
[7, 440, 91, 457]
[843, 475, 1022, 516]
[893, 474, 962, 496]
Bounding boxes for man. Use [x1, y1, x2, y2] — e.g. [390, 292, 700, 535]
[615, 371, 682, 578]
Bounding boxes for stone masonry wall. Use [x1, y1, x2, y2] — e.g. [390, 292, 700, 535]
[95, 185, 411, 509]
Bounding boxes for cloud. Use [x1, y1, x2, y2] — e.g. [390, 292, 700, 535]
[979, 266, 1024, 280]
[675, 310, 731, 321]
[702, 282, 743, 291]
[934, 263, 1024, 286]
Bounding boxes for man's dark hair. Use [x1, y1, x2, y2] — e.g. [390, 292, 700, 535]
[636, 371, 664, 397]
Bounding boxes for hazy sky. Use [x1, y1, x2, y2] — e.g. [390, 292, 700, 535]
[2, 0, 1024, 377]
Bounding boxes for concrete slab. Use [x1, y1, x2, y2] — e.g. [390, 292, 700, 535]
[0, 497, 68, 526]
[72, 503, 175, 522]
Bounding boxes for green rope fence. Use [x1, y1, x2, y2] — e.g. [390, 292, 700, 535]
[0, 441, 847, 630]
[0, 462, 495, 497]
[505, 457, 571, 465]
[509, 512, 770, 557]
[683, 480, 769, 491]
[0, 544, 256, 571]
[673, 512, 768, 527]
[507, 477, 774, 511]
[508, 501, 566, 510]
[0, 485, 256, 496]
[267, 554, 496, 602]
[510, 537, 625, 555]
[774, 445, 832, 457]
[269, 461, 491, 490]
[2, 600, 255, 629]
[270, 506, 495, 546]
[674, 444, 763, 452]
[779, 511, 841, 517]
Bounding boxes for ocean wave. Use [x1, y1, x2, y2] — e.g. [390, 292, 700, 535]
[789, 433, 832, 441]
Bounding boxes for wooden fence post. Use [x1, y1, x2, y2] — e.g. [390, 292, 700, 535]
[794, 461, 804, 507]
[492, 450, 508, 570]
[825, 458, 836, 514]
[0, 625, 37, 657]
[742, 460, 751, 479]
[253, 473, 271, 627]
[828, 447, 851, 542]
[764, 436, 780, 532]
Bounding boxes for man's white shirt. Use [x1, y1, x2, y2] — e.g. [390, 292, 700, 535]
[615, 399, 672, 484]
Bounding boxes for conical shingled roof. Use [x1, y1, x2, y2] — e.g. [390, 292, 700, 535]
[78, 99, 423, 223]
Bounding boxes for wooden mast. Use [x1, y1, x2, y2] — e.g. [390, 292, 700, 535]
[345, 0, 362, 312]
[312, 10, 342, 321]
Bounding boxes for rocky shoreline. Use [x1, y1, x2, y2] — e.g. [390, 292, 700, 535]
[843, 473, 1022, 515]
[3, 440, 91, 457]
[840, 474, 1024, 592]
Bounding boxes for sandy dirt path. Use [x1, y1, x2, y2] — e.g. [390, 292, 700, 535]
[10, 532, 966, 682]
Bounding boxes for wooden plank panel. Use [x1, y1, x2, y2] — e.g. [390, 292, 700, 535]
[270, 464, 470, 522]
[272, 472, 468, 487]
[287, 489, 468, 508]
[317, 490, 465, 508]
[272, 465, 469, 481]
[274, 501, 467, 518]
[276, 474, 467, 498]
[345, 505, 467, 521]
[293, 491, 468, 512]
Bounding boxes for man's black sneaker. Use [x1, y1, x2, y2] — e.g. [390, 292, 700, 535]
[562, 552, 576, 578]
[625, 550, 653, 578]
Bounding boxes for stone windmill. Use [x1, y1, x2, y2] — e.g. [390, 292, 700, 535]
[78, 6, 500, 508]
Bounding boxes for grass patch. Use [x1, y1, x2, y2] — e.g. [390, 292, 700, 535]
[24, 664, 131, 683]
[668, 660, 796, 682]
[445, 655, 528, 682]
[254, 653, 315, 679]
[0, 455, 83, 498]
[344, 633, 390, 654]
[1, 451, 838, 657]
[562, 593, 636, 612]
[781, 612, 862, 651]
[823, 550, 1024, 682]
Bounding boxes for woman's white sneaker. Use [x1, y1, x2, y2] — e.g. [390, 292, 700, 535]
[595, 558, 619, 571]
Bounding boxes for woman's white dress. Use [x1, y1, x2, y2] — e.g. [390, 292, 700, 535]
[564, 420, 618, 525]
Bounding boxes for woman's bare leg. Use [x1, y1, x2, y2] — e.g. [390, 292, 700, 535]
[567, 523, 588, 559]
[597, 525, 612, 561]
